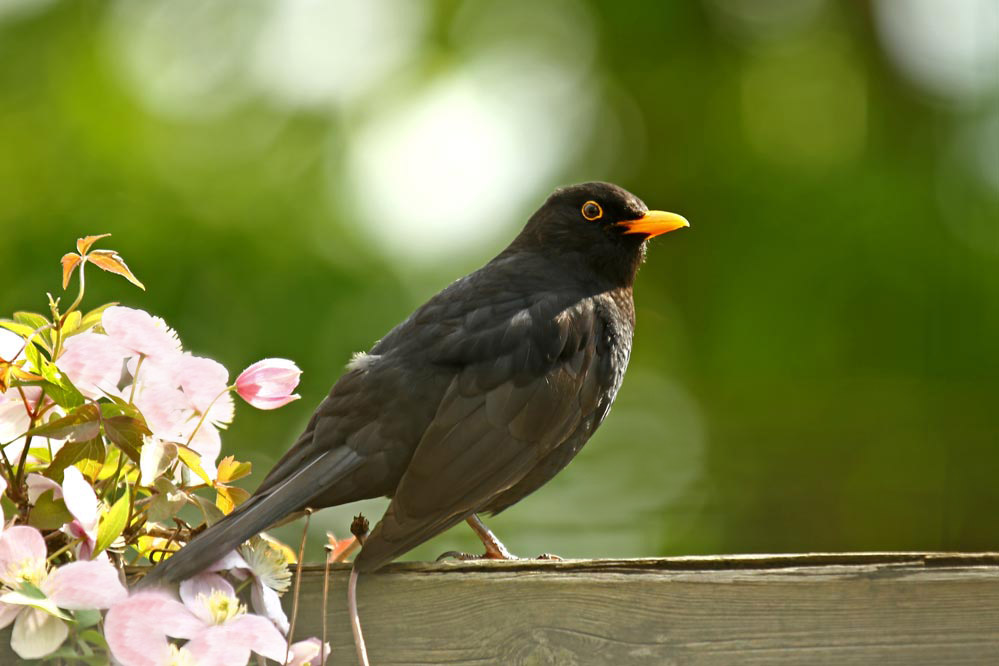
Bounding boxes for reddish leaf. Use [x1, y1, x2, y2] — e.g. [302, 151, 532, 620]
[76, 233, 112, 255]
[61, 253, 83, 290]
[86, 250, 145, 291]
[26, 403, 101, 441]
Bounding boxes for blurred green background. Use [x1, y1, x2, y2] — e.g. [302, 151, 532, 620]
[2, 0, 997, 562]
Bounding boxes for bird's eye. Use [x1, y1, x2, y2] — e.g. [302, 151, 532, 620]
[581, 201, 603, 221]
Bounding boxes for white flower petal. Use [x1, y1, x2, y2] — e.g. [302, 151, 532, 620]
[10, 607, 69, 659]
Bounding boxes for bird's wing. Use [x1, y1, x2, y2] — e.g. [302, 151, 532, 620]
[353, 291, 618, 571]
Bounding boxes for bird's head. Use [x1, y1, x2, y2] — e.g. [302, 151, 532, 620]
[512, 182, 689, 286]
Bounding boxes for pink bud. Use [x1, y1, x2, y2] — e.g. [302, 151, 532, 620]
[235, 359, 302, 410]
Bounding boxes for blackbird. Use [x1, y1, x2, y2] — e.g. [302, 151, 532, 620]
[141, 181, 688, 585]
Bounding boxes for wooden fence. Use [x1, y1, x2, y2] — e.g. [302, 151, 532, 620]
[4, 553, 999, 664]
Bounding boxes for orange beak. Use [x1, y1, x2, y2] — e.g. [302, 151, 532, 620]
[618, 210, 690, 238]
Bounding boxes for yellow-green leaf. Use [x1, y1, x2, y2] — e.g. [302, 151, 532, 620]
[215, 484, 250, 515]
[175, 444, 211, 484]
[216, 456, 251, 483]
[94, 487, 130, 556]
[27, 490, 72, 530]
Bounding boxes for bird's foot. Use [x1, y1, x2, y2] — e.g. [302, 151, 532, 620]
[435, 549, 519, 563]
[536, 552, 563, 561]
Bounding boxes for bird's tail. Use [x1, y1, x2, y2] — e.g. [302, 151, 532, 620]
[138, 447, 363, 588]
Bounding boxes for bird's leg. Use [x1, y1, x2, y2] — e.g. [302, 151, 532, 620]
[466, 514, 517, 560]
[436, 514, 518, 562]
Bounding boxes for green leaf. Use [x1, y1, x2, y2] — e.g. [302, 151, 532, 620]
[42, 377, 86, 410]
[175, 443, 212, 484]
[26, 404, 100, 441]
[47, 438, 106, 483]
[96, 446, 122, 481]
[190, 493, 225, 527]
[94, 487, 130, 556]
[14, 311, 52, 352]
[23, 339, 45, 375]
[0, 320, 33, 337]
[74, 610, 102, 629]
[101, 409, 149, 464]
[79, 303, 117, 333]
[27, 490, 73, 530]
[146, 480, 188, 523]
[37, 359, 85, 410]
[59, 310, 83, 338]
[0, 590, 72, 620]
[13, 311, 50, 332]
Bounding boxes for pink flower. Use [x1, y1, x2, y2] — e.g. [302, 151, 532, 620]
[26, 467, 100, 559]
[56, 332, 129, 400]
[105, 574, 286, 666]
[208, 537, 292, 634]
[0, 526, 126, 659]
[286, 637, 330, 666]
[102, 306, 182, 361]
[235, 359, 301, 410]
[132, 354, 235, 480]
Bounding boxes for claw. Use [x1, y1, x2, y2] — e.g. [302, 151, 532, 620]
[536, 553, 562, 561]
[436, 550, 479, 562]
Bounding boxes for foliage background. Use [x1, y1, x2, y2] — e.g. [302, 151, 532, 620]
[3, 0, 997, 562]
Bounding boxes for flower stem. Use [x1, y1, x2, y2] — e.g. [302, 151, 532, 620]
[182, 385, 236, 451]
[128, 354, 146, 405]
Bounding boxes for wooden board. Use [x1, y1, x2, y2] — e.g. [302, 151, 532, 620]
[4, 553, 999, 664]
[285, 553, 999, 665]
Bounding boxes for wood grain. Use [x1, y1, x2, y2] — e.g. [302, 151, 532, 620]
[4, 553, 999, 664]
[287, 553, 999, 665]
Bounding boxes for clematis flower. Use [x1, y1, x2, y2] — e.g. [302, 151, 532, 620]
[0, 386, 44, 464]
[209, 536, 293, 634]
[0, 525, 127, 659]
[105, 573, 286, 666]
[132, 354, 234, 481]
[26, 467, 101, 560]
[56, 331, 129, 399]
[102, 306, 182, 361]
[286, 637, 330, 666]
[235, 359, 301, 410]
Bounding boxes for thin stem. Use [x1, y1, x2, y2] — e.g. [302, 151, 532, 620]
[65, 262, 87, 319]
[183, 385, 236, 450]
[128, 354, 146, 404]
[46, 538, 80, 563]
[102, 450, 126, 503]
[349, 568, 370, 666]
[321, 547, 332, 666]
[285, 509, 312, 664]
[14, 385, 44, 490]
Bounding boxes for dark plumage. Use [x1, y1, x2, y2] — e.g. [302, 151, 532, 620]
[141, 182, 688, 585]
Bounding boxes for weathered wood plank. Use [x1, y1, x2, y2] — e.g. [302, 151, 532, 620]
[4, 554, 999, 664]
[287, 553, 999, 665]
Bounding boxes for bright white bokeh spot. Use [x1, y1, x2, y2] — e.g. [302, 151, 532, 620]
[343, 56, 598, 262]
[341, 0, 601, 263]
[252, 0, 426, 108]
[105, 0, 263, 118]
[344, 74, 532, 261]
[874, 0, 999, 101]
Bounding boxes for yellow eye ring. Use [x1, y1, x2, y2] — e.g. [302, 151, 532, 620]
[581, 200, 603, 221]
